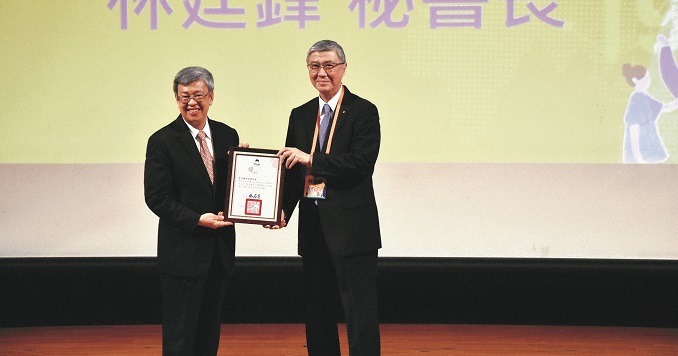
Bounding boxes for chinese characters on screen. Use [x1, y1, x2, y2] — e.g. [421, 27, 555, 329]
[107, 0, 564, 30]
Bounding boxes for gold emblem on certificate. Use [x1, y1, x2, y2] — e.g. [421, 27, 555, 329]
[224, 147, 285, 225]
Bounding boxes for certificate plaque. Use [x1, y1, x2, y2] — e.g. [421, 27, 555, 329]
[224, 147, 285, 225]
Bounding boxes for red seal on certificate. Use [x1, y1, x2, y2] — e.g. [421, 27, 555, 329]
[245, 199, 263, 216]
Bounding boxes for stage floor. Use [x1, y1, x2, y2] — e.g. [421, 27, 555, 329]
[1, 324, 677, 355]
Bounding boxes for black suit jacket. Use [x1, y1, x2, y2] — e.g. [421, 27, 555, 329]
[282, 86, 382, 256]
[144, 115, 239, 277]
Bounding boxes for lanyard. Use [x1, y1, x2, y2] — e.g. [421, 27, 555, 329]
[310, 89, 344, 155]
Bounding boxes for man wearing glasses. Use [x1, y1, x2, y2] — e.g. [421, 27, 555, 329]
[144, 66, 242, 355]
[272, 40, 383, 355]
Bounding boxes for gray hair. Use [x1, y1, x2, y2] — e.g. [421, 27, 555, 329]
[173, 66, 214, 94]
[306, 40, 346, 63]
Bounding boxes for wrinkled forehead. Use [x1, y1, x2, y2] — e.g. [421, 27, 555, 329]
[307, 50, 341, 63]
[176, 80, 209, 92]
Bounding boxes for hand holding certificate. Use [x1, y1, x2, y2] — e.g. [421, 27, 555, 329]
[224, 147, 285, 225]
[278, 147, 313, 169]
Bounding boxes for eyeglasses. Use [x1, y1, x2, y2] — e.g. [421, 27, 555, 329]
[177, 91, 212, 104]
[307, 62, 345, 73]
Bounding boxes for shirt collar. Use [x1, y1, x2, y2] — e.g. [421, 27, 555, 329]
[318, 86, 343, 112]
[183, 118, 212, 140]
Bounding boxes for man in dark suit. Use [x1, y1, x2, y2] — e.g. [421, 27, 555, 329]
[272, 40, 382, 356]
[144, 66, 241, 356]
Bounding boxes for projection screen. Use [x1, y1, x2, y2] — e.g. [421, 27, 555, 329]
[1, 1, 677, 259]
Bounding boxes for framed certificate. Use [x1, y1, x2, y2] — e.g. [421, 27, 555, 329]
[224, 147, 285, 225]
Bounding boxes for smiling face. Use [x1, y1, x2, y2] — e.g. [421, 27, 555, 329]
[307, 50, 347, 102]
[176, 80, 213, 130]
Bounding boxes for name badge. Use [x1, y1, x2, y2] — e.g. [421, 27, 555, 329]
[304, 174, 327, 199]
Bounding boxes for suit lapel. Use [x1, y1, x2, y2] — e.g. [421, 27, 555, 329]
[210, 120, 231, 187]
[301, 101, 319, 151]
[210, 121, 227, 162]
[330, 86, 354, 140]
[305, 86, 355, 151]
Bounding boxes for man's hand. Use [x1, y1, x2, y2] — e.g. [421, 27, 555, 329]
[228, 143, 250, 157]
[198, 212, 233, 229]
[263, 210, 287, 230]
[278, 147, 312, 169]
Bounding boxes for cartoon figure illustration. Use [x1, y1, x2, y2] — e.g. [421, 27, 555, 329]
[657, 34, 678, 98]
[621, 63, 678, 163]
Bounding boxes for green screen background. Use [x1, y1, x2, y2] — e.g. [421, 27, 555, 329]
[2, 1, 675, 164]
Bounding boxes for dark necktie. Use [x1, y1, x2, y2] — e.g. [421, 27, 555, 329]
[196, 131, 214, 183]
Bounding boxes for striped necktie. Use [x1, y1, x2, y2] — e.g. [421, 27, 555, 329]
[196, 130, 214, 183]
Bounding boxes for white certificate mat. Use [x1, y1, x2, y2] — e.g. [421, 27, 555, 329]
[225, 148, 284, 225]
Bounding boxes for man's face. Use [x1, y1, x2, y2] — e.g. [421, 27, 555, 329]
[176, 80, 213, 129]
[307, 50, 346, 101]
